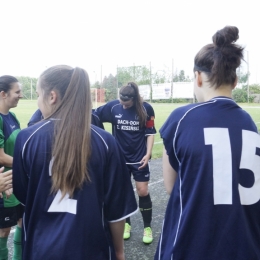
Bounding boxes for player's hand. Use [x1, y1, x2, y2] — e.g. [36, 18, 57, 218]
[138, 155, 150, 169]
[0, 167, 12, 193]
[4, 188, 13, 199]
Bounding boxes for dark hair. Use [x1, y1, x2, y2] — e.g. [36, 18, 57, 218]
[0, 75, 19, 93]
[120, 82, 147, 127]
[39, 65, 92, 198]
[194, 26, 244, 88]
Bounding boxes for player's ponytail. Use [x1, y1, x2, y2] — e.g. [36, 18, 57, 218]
[39, 65, 92, 198]
[194, 26, 244, 88]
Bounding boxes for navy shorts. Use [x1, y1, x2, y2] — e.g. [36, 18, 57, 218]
[0, 204, 24, 228]
[126, 161, 150, 182]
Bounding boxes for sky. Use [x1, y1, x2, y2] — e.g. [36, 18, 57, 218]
[0, 0, 259, 84]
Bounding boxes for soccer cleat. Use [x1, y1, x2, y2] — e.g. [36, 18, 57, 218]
[143, 227, 153, 244]
[123, 223, 131, 240]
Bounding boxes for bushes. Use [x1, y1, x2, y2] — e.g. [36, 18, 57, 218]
[149, 98, 193, 103]
[232, 88, 254, 103]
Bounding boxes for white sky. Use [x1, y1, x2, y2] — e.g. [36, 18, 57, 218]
[0, 0, 259, 84]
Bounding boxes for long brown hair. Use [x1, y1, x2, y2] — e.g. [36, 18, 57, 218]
[120, 82, 147, 127]
[194, 26, 244, 88]
[39, 65, 92, 198]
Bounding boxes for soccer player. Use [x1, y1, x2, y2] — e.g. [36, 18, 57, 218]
[0, 75, 23, 260]
[12, 65, 138, 260]
[155, 26, 260, 260]
[28, 108, 104, 129]
[95, 82, 156, 244]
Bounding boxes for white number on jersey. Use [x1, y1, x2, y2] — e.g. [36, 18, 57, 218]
[47, 158, 77, 214]
[204, 128, 260, 205]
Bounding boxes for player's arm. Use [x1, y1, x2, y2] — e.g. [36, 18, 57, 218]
[139, 135, 154, 169]
[163, 148, 177, 195]
[0, 167, 12, 193]
[109, 220, 125, 260]
[0, 148, 13, 168]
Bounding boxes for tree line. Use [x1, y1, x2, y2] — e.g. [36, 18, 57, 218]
[14, 67, 260, 103]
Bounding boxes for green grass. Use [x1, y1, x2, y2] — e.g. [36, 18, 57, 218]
[11, 100, 260, 159]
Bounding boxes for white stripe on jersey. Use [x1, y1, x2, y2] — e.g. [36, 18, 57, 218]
[22, 121, 52, 159]
[170, 99, 218, 251]
[108, 208, 139, 223]
[91, 127, 108, 150]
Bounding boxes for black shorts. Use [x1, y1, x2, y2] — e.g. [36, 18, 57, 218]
[0, 204, 24, 228]
[126, 162, 150, 182]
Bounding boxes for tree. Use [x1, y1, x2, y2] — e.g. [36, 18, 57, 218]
[172, 70, 192, 82]
[237, 70, 249, 84]
[91, 81, 101, 89]
[16, 76, 38, 99]
[102, 74, 117, 101]
[232, 88, 254, 103]
[117, 65, 150, 87]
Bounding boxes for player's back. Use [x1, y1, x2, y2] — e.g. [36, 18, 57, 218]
[157, 97, 260, 260]
[13, 120, 137, 260]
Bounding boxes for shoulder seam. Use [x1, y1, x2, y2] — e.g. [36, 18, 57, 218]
[91, 127, 109, 150]
[22, 121, 52, 158]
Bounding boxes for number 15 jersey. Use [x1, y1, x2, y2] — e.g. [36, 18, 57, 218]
[156, 97, 260, 260]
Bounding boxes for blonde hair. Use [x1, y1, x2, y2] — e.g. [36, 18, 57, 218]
[39, 65, 92, 198]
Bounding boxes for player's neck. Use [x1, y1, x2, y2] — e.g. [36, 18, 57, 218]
[203, 85, 233, 102]
[0, 102, 9, 115]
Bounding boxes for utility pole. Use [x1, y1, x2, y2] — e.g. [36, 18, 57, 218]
[247, 51, 249, 103]
[100, 65, 102, 88]
[30, 79, 32, 100]
[171, 58, 174, 102]
[150, 62, 152, 103]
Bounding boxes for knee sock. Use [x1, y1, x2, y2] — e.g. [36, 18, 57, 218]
[125, 217, 131, 225]
[0, 237, 8, 260]
[139, 194, 152, 228]
[12, 226, 22, 260]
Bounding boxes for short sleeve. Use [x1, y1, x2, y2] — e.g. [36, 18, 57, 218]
[144, 103, 157, 135]
[94, 101, 118, 123]
[160, 111, 180, 172]
[28, 109, 43, 127]
[103, 137, 137, 222]
[91, 110, 104, 129]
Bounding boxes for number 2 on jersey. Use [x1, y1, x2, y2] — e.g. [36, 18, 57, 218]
[47, 158, 77, 214]
[204, 128, 260, 205]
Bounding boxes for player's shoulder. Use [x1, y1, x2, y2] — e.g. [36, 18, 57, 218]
[19, 120, 52, 140]
[105, 99, 120, 107]
[91, 125, 117, 150]
[143, 101, 153, 109]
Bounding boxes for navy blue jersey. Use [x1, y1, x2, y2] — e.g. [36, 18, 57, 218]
[28, 109, 104, 129]
[95, 100, 156, 163]
[13, 120, 138, 260]
[156, 97, 260, 260]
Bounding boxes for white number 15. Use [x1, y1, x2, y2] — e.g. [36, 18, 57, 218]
[204, 128, 260, 205]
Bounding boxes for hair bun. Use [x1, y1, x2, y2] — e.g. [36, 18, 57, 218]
[212, 26, 239, 47]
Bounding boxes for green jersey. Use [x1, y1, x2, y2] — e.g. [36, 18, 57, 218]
[0, 112, 20, 208]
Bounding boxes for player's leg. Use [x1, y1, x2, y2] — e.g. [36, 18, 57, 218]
[0, 227, 10, 260]
[12, 204, 24, 260]
[133, 164, 153, 244]
[0, 207, 16, 260]
[123, 165, 133, 240]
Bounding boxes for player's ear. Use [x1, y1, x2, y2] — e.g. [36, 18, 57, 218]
[49, 90, 58, 105]
[195, 71, 203, 87]
[0, 91, 7, 99]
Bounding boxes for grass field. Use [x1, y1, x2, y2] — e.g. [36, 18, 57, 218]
[11, 100, 260, 159]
